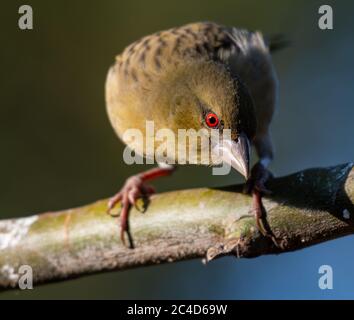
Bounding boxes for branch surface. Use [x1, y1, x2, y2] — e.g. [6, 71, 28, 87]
[1, 163, 354, 289]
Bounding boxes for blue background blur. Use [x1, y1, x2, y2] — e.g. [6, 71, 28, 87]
[1, 0, 354, 299]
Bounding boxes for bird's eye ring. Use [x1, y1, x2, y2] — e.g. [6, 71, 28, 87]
[205, 112, 219, 128]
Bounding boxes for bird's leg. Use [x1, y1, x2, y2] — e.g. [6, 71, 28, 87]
[245, 160, 279, 247]
[244, 132, 279, 246]
[244, 160, 271, 227]
[107, 164, 176, 247]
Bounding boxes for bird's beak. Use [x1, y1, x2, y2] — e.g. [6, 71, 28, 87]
[212, 132, 250, 179]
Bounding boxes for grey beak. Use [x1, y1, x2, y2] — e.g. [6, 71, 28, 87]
[212, 132, 250, 179]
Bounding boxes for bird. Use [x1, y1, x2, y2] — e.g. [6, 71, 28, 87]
[105, 22, 284, 247]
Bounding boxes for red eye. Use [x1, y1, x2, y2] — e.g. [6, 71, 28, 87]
[205, 112, 219, 128]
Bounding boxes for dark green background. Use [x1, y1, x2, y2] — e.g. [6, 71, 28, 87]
[1, 0, 354, 299]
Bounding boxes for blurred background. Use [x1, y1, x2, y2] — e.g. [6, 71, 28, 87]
[1, 0, 354, 299]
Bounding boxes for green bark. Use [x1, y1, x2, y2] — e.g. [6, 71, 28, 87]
[0, 163, 353, 289]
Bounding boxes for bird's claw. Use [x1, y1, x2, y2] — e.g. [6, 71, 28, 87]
[107, 195, 121, 217]
[134, 198, 149, 213]
[107, 175, 155, 248]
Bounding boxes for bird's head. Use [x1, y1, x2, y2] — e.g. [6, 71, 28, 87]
[160, 60, 257, 179]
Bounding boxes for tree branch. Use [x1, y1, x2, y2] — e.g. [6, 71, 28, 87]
[1, 162, 354, 289]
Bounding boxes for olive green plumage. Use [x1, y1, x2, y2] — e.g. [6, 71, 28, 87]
[106, 22, 277, 164]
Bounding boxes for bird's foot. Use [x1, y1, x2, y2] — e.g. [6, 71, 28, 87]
[244, 163, 280, 247]
[107, 175, 155, 248]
